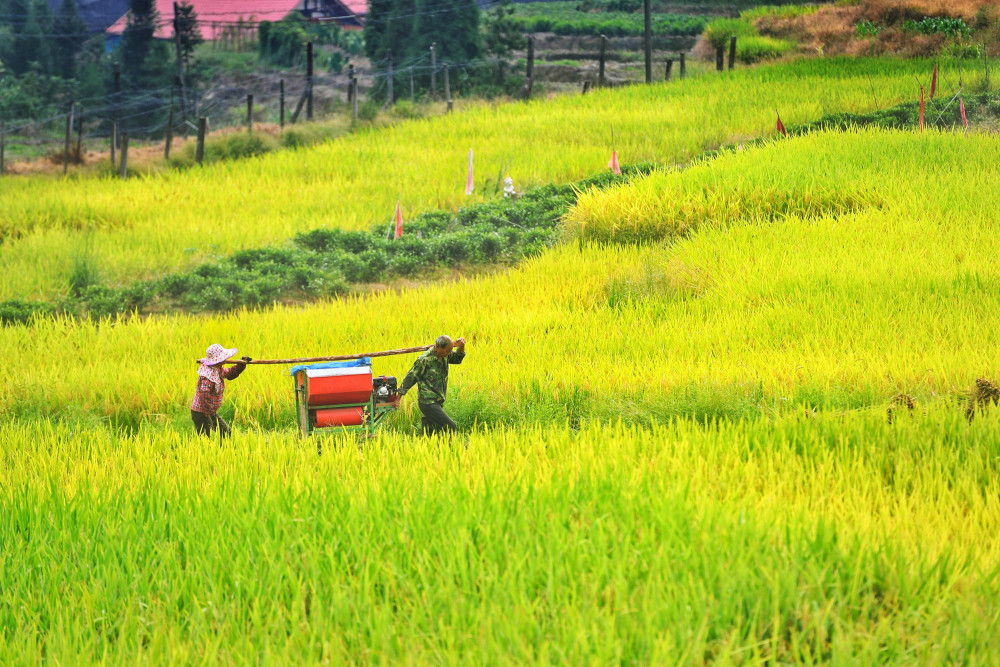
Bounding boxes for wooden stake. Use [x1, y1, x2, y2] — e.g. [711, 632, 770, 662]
[279, 79, 285, 128]
[119, 132, 129, 179]
[195, 117, 206, 164]
[444, 65, 452, 112]
[165, 101, 174, 159]
[64, 102, 75, 175]
[306, 41, 314, 121]
[680, 52, 686, 79]
[599, 34, 606, 87]
[716, 45, 724, 71]
[110, 120, 117, 169]
[0, 124, 5, 176]
[582, 80, 591, 94]
[665, 58, 673, 81]
[643, 0, 652, 83]
[728, 36, 736, 70]
[430, 43, 437, 100]
[76, 107, 83, 160]
[246, 94, 253, 132]
[410, 67, 415, 102]
[386, 48, 394, 106]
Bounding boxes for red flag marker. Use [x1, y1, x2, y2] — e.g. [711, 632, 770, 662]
[930, 63, 938, 100]
[776, 112, 786, 136]
[608, 150, 621, 175]
[394, 200, 403, 239]
[960, 97, 968, 130]
[465, 148, 474, 196]
[919, 87, 925, 132]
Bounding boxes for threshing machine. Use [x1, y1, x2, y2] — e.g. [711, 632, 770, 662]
[291, 358, 399, 437]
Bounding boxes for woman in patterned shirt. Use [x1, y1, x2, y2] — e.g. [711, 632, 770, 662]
[191, 343, 251, 438]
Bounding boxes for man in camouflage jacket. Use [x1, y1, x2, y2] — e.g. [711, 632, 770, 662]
[398, 335, 466, 434]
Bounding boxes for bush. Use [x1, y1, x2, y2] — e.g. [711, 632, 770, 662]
[736, 36, 795, 63]
[703, 18, 757, 49]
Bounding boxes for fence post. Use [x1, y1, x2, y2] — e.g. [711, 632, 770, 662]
[444, 65, 452, 112]
[165, 98, 174, 160]
[430, 43, 437, 100]
[119, 132, 129, 179]
[195, 117, 206, 164]
[582, 80, 591, 95]
[410, 67, 415, 102]
[386, 48, 394, 106]
[76, 108, 83, 161]
[1, 124, 5, 176]
[716, 45, 724, 71]
[352, 73, 359, 123]
[728, 36, 736, 70]
[348, 63, 355, 106]
[280, 79, 285, 128]
[246, 94, 253, 132]
[665, 58, 673, 81]
[643, 0, 652, 83]
[110, 121, 117, 169]
[599, 35, 606, 87]
[680, 52, 686, 79]
[306, 41, 314, 121]
[64, 102, 75, 175]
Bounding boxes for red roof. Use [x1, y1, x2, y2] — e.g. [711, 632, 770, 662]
[106, 0, 366, 40]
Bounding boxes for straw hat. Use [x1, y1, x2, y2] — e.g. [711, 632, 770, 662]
[199, 343, 237, 366]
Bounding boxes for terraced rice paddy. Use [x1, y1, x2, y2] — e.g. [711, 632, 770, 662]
[3, 55, 999, 663]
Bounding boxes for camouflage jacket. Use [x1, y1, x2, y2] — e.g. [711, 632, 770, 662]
[399, 347, 465, 404]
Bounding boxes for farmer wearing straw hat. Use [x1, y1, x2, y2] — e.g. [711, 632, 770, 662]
[190, 343, 251, 438]
[398, 335, 466, 434]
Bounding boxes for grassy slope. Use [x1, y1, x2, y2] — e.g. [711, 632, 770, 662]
[0, 58, 944, 301]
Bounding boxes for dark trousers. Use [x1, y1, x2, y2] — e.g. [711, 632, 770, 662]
[191, 410, 231, 438]
[418, 402, 457, 434]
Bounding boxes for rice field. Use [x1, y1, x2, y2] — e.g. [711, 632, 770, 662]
[0, 57, 955, 301]
[2, 413, 999, 663]
[4, 55, 1000, 663]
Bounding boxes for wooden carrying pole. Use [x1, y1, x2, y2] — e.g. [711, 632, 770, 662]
[203, 345, 434, 365]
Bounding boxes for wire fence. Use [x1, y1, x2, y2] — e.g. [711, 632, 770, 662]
[0, 33, 702, 174]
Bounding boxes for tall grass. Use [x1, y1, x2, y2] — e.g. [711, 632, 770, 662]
[1, 413, 998, 663]
[0, 58, 950, 301]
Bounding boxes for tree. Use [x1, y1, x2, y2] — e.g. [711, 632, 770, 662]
[6, 0, 48, 75]
[174, 2, 202, 71]
[483, 0, 525, 84]
[364, 0, 479, 70]
[120, 0, 172, 90]
[53, 0, 89, 79]
[413, 0, 480, 64]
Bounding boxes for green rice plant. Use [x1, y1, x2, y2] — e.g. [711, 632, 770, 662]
[0, 413, 998, 662]
[736, 35, 796, 63]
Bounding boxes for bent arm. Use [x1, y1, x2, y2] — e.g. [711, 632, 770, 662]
[224, 362, 247, 380]
[399, 359, 423, 395]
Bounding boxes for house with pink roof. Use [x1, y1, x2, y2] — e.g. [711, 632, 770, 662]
[105, 0, 367, 45]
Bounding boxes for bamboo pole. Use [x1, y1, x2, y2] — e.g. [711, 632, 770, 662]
[200, 345, 435, 365]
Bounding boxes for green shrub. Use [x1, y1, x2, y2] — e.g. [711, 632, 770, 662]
[736, 36, 795, 63]
[280, 123, 337, 149]
[357, 101, 379, 123]
[703, 18, 757, 50]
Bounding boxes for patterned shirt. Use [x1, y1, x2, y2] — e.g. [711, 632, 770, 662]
[190, 363, 245, 415]
[399, 347, 465, 405]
